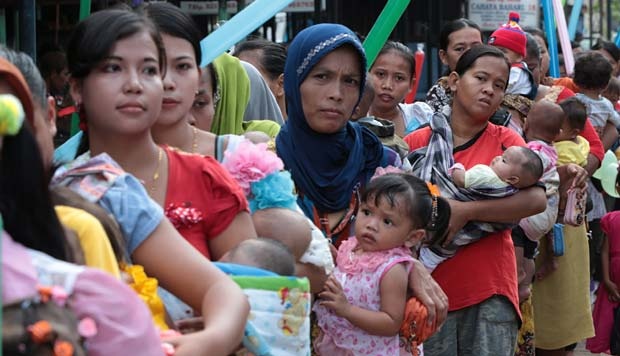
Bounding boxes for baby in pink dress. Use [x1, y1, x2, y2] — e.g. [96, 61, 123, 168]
[313, 173, 451, 355]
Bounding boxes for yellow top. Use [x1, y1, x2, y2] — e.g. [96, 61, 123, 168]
[554, 135, 590, 167]
[54, 205, 121, 279]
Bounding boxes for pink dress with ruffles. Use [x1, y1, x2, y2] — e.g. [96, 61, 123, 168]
[313, 237, 414, 355]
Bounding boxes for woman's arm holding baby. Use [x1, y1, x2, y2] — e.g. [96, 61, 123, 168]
[446, 186, 546, 241]
[319, 264, 408, 336]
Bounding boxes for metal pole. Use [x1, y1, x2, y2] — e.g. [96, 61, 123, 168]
[0, 9, 6, 45]
[589, 0, 593, 47]
[13, 9, 18, 49]
[606, 0, 611, 40]
[71, 0, 92, 137]
[314, 0, 321, 24]
[55, 2, 60, 45]
[218, 0, 229, 22]
[599, 0, 603, 40]
[79, 0, 91, 21]
[19, 0, 36, 59]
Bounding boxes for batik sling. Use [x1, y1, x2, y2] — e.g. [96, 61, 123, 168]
[407, 112, 518, 257]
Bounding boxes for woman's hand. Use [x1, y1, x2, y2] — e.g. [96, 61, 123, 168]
[319, 274, 351, 317]
[604, 279, 620, 302]
[442, 200, 470, 246]
[565, 163, 588, 190]
[408, 260, 448, 331]
[557, 163, 588, 193]
[541, 76, 556, 86]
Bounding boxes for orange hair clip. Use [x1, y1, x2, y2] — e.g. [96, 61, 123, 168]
[28, 320, 53, 344]
[425, 182, 440, 229]
[426, 182, 440, 197]
[53, 340, 75, 356]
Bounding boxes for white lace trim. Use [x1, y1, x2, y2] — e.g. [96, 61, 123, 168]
[295, 207, 335, 274]
[296, 33, 356, 76]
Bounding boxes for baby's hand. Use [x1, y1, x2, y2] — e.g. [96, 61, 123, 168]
[319, 274, 350, 317]
[162, 329, 233, 356]
[448, 163, 465, 176]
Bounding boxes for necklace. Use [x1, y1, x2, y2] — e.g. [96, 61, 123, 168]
[148, 147, 163, 194]
[191, 126, 198, 154]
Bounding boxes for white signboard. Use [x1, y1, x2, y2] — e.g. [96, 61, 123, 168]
[180, 1, 238, 15]
[284, 0, 315, 12]
[243, 0, 325, 13]
[181, 0, 325, 15]
[468, 0, 540, 31]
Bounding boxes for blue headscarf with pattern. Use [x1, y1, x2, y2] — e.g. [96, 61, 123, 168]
[276, 23, 383, 213]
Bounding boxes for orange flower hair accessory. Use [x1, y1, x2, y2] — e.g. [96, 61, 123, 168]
[425, 182, 440, 197]
[28, 320, 53, 343]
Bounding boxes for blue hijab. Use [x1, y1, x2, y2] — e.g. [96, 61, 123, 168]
[276, 24, 383, 213]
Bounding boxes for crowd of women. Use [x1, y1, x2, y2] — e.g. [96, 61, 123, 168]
[2, 2, 620, 355]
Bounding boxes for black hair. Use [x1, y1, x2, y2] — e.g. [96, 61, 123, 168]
[67, 9, 165, 80]
[454, 44, 511, 79]
[573, 51, 613, 90]
[38, 50, 67, 78]
[518, 146, 544, 183]
[233, 38, 287, 81]
[139, 2, 202, 66]
[228, 237, 296, 276]
[439, 18, 482, 52]
[361, 173, 451, 247]
[67, 9, 165, 155]
[525, 32, 541, 63]
[372, 40, 415, 78]
[0, 45, 48, 110]
[0, 125, 68, 261]
[592, 39, 620, 62]
[559, 96, 587, 131]
[198, 62, 217, 102]
[523, 27, 548, 47]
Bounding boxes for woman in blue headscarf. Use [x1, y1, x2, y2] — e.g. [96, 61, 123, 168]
[276, 23, 448, 329]
[277, 23, 388, 246]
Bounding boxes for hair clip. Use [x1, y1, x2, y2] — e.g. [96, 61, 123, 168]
[426, 182, 439, 229]
[0, 94, 25, 136]
[425, 182, 440, 197]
